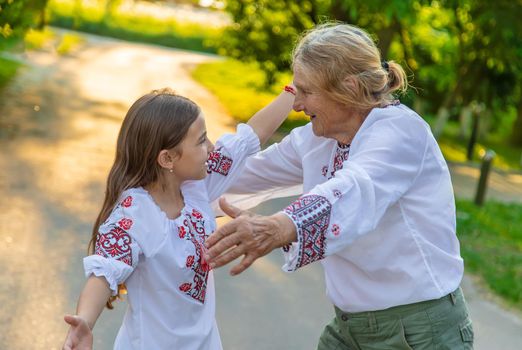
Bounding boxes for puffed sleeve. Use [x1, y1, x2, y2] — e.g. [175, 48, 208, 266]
[83, 191, 165, 295]
[204, 123, 261, 202]
[281, 115, 429, 271]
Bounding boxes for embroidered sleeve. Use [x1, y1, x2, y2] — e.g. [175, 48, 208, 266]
[281, 115, 429, 271]
[204, 123, 261, 202]
[281, 195, 331, 271]
[207, 149, 233, 176]
[83, 195, 142, 295]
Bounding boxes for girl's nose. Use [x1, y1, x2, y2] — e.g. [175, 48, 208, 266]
[207, 140, 215, 154]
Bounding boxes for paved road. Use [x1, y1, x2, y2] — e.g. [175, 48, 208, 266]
[0, 30, 520, 349]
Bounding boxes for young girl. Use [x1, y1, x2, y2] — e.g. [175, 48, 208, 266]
[62, 87, 295, 350]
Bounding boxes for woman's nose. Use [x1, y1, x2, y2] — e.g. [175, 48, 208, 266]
[292, 93, 304, 112]
[293, 100, 304, 112]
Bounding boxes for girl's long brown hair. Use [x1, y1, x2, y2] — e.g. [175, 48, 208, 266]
[89, 88, 200, 308]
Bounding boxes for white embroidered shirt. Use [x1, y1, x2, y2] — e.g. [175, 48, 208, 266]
[83, 124, 260, 349]
[227, 105, 464, 313]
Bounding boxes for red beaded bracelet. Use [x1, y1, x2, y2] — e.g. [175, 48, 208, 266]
[284, 85, 296, 95]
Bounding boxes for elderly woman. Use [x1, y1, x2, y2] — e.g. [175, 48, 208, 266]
[205, 23, 474, 349]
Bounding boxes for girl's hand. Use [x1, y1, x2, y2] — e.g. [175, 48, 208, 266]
[63, 315, 93, 350]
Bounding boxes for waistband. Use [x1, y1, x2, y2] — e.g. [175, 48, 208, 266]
[335, 287, 463, 320]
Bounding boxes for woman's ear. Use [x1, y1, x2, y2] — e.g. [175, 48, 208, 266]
[157, 149, 179, 170]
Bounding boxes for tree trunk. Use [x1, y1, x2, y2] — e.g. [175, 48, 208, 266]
[377, 17, 400, 59]
[458, 105, 472, 141]
[330, 0, 351, 22]
[433, 85, 459, 138]
[510, 97, 522, 147]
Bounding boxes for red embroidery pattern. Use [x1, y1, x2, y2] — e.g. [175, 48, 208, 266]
[329, 144, 350, 179]
[207, 148, 233, 176]
[186, 255, 195, 268]
[95, 225, 133, 266]
[179, 283, 191, 292]
[121, 196, 133, 207]
[118, 218, 133, 230]
[321, 166, 328, 177]
[332, 224, 340, 236]
[178, 209, 210, 303]
[178, 226, 187, 239]
[284, 195, 331, 269]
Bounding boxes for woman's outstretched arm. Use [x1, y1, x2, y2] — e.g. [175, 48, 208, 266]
[63, 276, 111, 350]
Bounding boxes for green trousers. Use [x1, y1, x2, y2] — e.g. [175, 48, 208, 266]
[317, 287, 474, 350]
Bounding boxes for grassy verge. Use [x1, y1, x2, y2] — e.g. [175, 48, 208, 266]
[191, 59, 306, 131]
[192, 59, 522, 171]
[46, 0, 221, 53]
[436, 119, 522, 172]
[456, 199, 522, 310]
[0, 57, 22, 92]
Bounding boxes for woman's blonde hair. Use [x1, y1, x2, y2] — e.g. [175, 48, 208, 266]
[89, 88, 200, 309]
[292, 22, 408, 109]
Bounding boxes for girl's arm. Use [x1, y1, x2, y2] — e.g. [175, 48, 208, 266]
[63, 276, 111, 350]
[246, 86, 295, 145]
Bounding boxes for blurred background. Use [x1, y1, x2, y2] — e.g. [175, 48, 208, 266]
[1, 0, 521, 349]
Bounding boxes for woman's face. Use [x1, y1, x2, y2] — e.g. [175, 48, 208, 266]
[292, 65, 366, 144]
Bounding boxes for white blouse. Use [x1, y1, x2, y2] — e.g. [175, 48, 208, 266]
[227, 104, 464, 313]
[84, 124, 260, 350]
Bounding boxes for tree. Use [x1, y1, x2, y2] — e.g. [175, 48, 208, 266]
[220, 0, 425, 86]
[427, 0, 522, 139]
[219, 0, 319, 86]
[0, 0, 49, 45]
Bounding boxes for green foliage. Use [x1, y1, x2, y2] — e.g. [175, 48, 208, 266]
[219, 0, 318, 86]
[0, 0, 48, 42]
[220, 0, 522, 144]
[456, 199, 522, 308]
[46, 0, 221, 53]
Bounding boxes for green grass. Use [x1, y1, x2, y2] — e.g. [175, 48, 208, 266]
[46, 0, 221, 53]
[191, 59, 307, 131]
[436, 120, 522, 171]
[0, 57, 22, 91]
[456, 199, 522, 309]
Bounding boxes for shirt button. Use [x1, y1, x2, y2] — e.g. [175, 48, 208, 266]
[341, 314, 348, 321]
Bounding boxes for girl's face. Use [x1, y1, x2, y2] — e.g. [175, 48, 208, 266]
[173, 113, 214, 181]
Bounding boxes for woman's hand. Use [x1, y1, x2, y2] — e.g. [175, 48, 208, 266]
[63, 315, 93, 350]
[204, 197, 297, 275]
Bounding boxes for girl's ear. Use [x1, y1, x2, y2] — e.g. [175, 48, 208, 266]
[157, 149, 179, 170]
